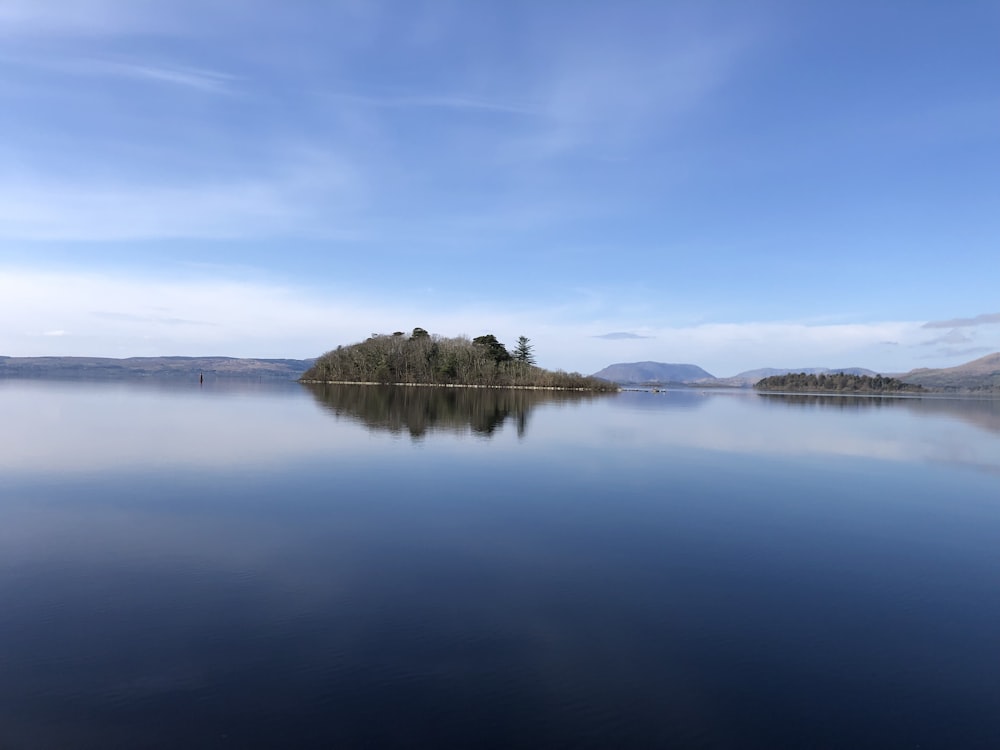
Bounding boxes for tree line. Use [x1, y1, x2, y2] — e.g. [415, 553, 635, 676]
[301, 328, 617, 391]
[754, 372, 923, 393]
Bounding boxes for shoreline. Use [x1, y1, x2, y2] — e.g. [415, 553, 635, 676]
[299, 379, 618, 392]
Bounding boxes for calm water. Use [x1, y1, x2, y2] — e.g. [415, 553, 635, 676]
[2, 380, 1000, 749]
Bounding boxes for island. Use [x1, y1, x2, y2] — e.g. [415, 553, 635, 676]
[754, 372, 924, 394]
[300, 328, 618, 391]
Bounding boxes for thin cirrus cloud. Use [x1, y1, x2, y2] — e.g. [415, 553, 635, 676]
[3, 52, 239, 93]
[330, 92, 538, 116]
[83, 60, 239, 93]
[0, 154, 361, 241]
[493, 16, 756, 161]
[0, 181, 306, 241]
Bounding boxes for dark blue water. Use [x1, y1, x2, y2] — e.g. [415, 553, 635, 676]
[2, 381, 1000, 748]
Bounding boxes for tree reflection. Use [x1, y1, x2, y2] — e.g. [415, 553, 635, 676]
[756, 393, 1000, 436]
[303, 384, 608, 439]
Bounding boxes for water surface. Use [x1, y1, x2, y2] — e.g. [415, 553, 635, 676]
[2, 380, 999, 748]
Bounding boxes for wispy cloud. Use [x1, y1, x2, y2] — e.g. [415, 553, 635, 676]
[91, 311, 216, 326]
[330, 92, 536, 115]
[0, 153, 361, 241]
[592, 332, 654, 340]
[914, 324, 999, 361]
[0, 181, 302, 241]
[924, 312, 1000, 329]
[4, 53, 239, 92]
[508, 20, 757, 159]
[918, 346, 992, 360]
[85, 60, 238, 93]
[920, 329, 972, 346]
[1, 266, 984, 375]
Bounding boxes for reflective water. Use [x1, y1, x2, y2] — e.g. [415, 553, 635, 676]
[2, 380, 1000, 748]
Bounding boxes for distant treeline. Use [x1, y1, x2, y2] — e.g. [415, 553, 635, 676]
[301, 328, 618, 391]
[755, 372, 923, 393]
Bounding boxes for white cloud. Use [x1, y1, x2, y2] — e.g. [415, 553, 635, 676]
[0, 267, 555, 359]
[1, 266, 987, 375]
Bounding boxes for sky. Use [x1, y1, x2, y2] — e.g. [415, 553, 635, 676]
[1, 0, 998, 377]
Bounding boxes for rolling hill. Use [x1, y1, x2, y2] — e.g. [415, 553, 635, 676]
[897, 353, 1000, 392]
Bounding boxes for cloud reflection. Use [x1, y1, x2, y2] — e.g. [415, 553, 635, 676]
[3, 381, 999, 478]
[594, 390, 1000, 475]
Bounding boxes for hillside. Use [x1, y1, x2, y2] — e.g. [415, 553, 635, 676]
[0, 356, 314, 380]
[897, 353, 1000, 392]
[710, 366, 877, 388]
[592, 361, 879, 387]
[591, 361, 714, 385]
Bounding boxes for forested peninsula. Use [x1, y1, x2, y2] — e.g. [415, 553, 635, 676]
[754, 372, 923, 394]
[301, 328, 618, 391]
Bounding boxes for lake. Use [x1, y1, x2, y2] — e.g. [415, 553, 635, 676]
[2, 379, 1000, 749]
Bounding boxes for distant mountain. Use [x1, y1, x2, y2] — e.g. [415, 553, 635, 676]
[710, 366, 878, 388]
[591, 361, 714, 385]
[897, 353, 1000, 392]
[0, 356, 314, 380]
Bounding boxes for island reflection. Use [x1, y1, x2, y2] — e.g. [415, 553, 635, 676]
[756, 392, 1000, 437]
[304, 383, 609, 439]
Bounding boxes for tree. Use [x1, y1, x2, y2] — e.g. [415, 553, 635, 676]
[512, 335, 536, 365]
[300, 329, 618, 390]
[473, 334, 511, 363]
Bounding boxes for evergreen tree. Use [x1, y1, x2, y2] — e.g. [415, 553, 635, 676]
[513, 335, 536, 365]
[473, 334, 511, 363]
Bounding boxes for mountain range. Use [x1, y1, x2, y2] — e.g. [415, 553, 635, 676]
[3, 352, 998, 392]
[593, 354, 1000, 392]
[0, 356, 314, 380]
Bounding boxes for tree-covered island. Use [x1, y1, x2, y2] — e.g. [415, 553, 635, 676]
[754, 372, 923, 394]
[301, 328, 618, 391]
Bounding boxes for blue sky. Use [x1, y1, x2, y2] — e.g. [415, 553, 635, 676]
[1, 0, 998, 376]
